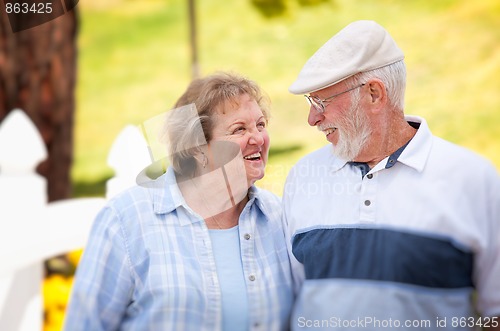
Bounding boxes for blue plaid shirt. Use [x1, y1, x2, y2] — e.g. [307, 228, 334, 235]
[64, 167, 294, 331]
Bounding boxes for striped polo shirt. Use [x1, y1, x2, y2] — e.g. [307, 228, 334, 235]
[283, 115, 500, 330]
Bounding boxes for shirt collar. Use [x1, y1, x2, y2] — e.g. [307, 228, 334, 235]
[330, 115, 432, 174]
[150, 167, 269, 222]
[396, 115, 433, 172]
[328, 145, 349, 173]
[146, 166, 185, 215]
[246, 186, 272, 222]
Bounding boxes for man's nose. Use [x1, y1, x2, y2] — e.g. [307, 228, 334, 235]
[308, 106, 323, 127]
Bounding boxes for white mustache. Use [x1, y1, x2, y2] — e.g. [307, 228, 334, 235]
[317, 124, 337, 132]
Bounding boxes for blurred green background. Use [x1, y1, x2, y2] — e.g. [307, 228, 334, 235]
[73, 0, 500, 197]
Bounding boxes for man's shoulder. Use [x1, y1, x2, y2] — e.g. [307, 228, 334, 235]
[432, 136, 496, 171]
[294, 144, 334, 166]
[284, 144, 339, 185]
[426, 136, 499, 190]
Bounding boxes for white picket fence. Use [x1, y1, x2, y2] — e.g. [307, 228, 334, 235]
[0, 109, 152, 330]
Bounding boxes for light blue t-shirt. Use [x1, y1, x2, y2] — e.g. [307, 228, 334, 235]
[209, 226, 249, 331]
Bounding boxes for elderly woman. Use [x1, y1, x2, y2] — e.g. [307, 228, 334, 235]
[64, 72, 294, 331]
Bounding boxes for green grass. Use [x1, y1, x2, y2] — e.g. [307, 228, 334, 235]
[72, 0, 500, 196]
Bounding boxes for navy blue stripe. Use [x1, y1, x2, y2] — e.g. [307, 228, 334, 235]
[292, 227, 473, 288]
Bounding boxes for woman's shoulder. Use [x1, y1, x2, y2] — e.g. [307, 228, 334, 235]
[251, 186, 281, 204]
[106, 184, 155, 211]
[250, 186, 282, 220]
[108, 169, 171, 204]
[101, 173, 172, 224]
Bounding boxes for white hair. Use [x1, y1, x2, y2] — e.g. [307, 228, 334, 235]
[348, 60, 406, 111]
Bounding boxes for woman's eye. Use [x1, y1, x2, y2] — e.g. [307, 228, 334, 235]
[232, 127, 245, 134]
[257, 122, 266, 129]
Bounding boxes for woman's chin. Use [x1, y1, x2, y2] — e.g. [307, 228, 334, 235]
[246, 170, 265, 186]
[245, 161, 266, 178]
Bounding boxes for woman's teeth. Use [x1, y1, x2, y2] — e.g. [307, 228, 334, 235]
[244, 152, 261, 160]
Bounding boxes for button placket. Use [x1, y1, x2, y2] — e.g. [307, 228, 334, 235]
[238, 207, 258, 285]
[360, 171, 377, 222]
[238, 206, 265, 330]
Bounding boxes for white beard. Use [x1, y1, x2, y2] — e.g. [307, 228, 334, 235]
[332, 98, 372, 161]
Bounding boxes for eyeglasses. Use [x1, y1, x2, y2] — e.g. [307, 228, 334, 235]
[304, 83, 365, 113]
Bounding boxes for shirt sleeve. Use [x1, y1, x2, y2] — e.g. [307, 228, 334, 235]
[63, 205, 134, 331]
[282, 170, 305, 296]
[475, 164, 500, 317]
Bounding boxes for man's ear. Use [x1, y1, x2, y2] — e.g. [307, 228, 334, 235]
[367, 79, 387, 110]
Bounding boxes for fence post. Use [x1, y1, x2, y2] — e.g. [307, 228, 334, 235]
[0, 109, 48, 331]
[106, 125, 151, 199]
[0, 111, 151, 330]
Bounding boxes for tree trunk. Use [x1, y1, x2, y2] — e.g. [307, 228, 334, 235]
[188, 0, 199, 79]
[0, 7, 78, 202]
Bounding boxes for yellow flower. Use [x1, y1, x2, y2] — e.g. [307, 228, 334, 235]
[43, 274, 74, 331]
[67, 249, 84, 267]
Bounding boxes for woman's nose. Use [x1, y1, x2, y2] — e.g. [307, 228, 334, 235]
[249, 129, 264, 146]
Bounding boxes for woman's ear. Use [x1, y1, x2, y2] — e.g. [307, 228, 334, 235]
[193, 152, 208, 168]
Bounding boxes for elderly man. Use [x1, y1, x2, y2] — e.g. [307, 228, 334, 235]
[283, 20, 500, 330]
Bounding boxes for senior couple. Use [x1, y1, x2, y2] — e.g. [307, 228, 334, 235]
[64, 21, 500, 330]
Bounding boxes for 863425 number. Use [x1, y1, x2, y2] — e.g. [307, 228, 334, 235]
[5, 2, 53, 14]
[451, 316, 499, 328]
